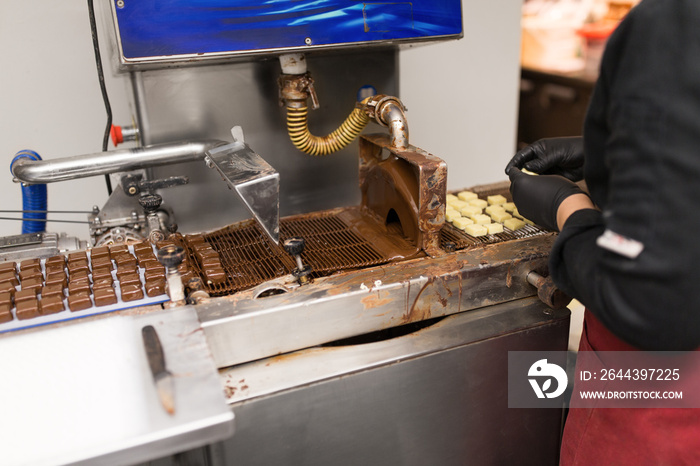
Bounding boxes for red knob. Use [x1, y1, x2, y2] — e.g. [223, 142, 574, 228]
[110, 125, 124, 147]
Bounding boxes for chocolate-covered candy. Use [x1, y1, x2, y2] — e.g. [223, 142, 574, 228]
[68, 281, 90, 296]
[40, 295, 64, 315]
[45, 271, 67, 289]
[113, 253, 137, 269]
[67, 259, 90, 275]
[92, 275, 113, 290]
[67, 293, 92, 312]
[108, 244, 129, 256]
[120, 283, 144, 302]
[144, 268, 166, 283]
[21, 277, 43, 293]
[133, 241, 153, 255]
[0, 271, 19, 287]
[91, 266, 112, 280]
[0, 304, 12, 323]
[0, 261, 17, 273]
[118, 272, 141, 288]
[90, 246, 110, 260]
[0, 292, 12, 307]
[45, 255, 66, 267]
[70, 269, 91, 284]
[90, 255, 113, 271]
[67, 251, 88, 263]
[94, 287, 117, 307]
[19, 258, 41, 273]
[16, 298, 40, 320]
[15, 288, 37, 303]
[204, 266, 226, 284]
[41, 284, 64, 298]
[144, 279, 166, 297]
[45, 263, 66, 274]
[19, 268, 43, 282]
[0, 282, 16, 298]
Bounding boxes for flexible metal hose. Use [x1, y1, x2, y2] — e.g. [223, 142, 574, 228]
[11, 150, 47, 234]
[286, 105, 370, 156]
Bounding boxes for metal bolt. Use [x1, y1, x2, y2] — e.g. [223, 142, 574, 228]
[305, 37, 312, 45]
[128, 186, 137, 195]
[92, 205, 100, 214]
[117, 0, 125, 8]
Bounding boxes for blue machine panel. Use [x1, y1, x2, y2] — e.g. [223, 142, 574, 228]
[111, 1, 462, 65]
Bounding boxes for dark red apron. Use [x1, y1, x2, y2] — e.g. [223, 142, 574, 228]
[560, 311, 700, 465]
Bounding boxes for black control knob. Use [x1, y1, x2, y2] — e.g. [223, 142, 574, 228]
[157, 245, 185, 269]
[139, 193, 163, 213]
[283, 237, 305, 256]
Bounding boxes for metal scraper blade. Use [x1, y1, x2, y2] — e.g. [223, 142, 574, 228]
[205, 141, 280, 244]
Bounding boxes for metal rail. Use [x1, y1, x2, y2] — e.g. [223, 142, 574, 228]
[11, 140, 228, 184]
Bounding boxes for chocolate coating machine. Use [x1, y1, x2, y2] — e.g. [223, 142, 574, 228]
[0, 2, 569, 465]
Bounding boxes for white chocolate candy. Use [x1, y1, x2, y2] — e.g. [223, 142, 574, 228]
[490, 211, 513, 223]
[446, 210, 461, 222]
[485, 205, 505, 215]
[504, 218, 525, 231]
[452, 216, 475, 229]
[468, 199, 488, 209]
[460, 205, 482, 217]
[446, 193, 459, 202]
[448, 199, 468, 210]
[470, 214, 492, 225]
[503, 202, 516, 212]
[457, 191, 478, 201]
[487, 194, 507, 205]
[485, 223, 504, 234]
[464, 223, 488, 237]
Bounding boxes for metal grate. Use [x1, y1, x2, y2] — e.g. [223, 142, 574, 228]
[177, 184, 551, 297]
[182, 212, 393, 296]
[440, 183, 551, 249]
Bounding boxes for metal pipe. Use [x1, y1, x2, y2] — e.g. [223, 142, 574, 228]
[11, 140, 228, 184]
[378, 100, 409, 151]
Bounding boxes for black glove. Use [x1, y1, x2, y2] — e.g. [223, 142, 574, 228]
[505, 137, 585, 181]
[508, 167, 585, 231]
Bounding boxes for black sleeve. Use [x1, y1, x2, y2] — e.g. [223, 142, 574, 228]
[549, 0, 700, 351]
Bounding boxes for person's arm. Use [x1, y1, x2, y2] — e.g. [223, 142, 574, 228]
[549, 0, 700, 351]
[556, 194, 595, 230]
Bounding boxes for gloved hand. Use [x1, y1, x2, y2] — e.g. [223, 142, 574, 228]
[508, 167, 586, 231]
[505, 136, 585, 181]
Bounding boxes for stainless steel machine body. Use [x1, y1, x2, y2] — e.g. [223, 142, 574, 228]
[0, 2, 571, 464]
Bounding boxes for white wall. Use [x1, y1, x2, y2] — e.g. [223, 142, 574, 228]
[0, 0, 522, 240]
[400, 1, 522, 191]
[0, 1, 133, 239]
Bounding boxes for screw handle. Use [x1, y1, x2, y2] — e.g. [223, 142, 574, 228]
[139, 193, 163, 213]
[283, 237, 305, 256]
[157, 245, 185, 268]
